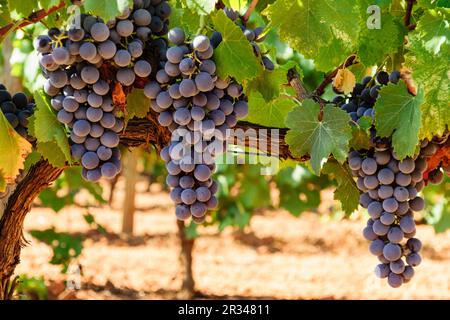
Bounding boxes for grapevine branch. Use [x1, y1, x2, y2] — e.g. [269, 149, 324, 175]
[0, 1, 66, 38]
[243, 0, 259, 23]
[314, 55, 359, 96]
[404, 0, 415, 28]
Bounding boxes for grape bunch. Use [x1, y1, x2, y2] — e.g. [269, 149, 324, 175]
[219, 7, 274, 71]
[146, 28, 249, 223]
[335, 71, 426, 287]
[350, 149, 425, 288]
[335, 70, 401, 123]
[35, 1, 172, 181]
[0, 84, 35, 142]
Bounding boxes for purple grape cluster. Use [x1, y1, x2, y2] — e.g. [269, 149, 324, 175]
[146, 29, 249, 223]
[335, 70, 401, 123]
[35, 1, 172, 181]
[219, 7, 274, 71]
[337, 71, 426, 287]
[0, 84, 35, 142]
[351, 149, 425, 288]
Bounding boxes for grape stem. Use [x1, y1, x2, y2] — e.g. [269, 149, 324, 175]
[314, 55, 359, 97]
[243, 0, 259, 23]
[0, 1, 66, 40]
[404, 0, 415, 28]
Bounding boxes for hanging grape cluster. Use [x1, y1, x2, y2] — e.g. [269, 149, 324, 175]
[145, 28, 249, 223]
[335, 71, 425, 287]
[36, 0, 171, 181]
[220, 7, 274, 71]
[0, 84, 35, 142]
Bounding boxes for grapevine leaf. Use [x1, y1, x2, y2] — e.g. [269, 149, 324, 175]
[0, 112, 32, 183]
[185, 0, 217, 15]
[416, 55, 450, 140]
[32, 90, 71, 165]
[374, 82, 424, 159]
[418, 0, 450, 9]
[357, 13, 406, 66]
[212, 10, 262, 82]
[24, 151, 42, 171]
[245, 61, 296, 102]
[7, 0, 38, 16]
[405, 9, 450, 140]
[126, 88, 151, 121]
[413, 8, 450, 55]
[246, 92, 296, 127]
[333, 68, 356, 95]
[83, 0, 133, 22]
[322, 160, 359, 215]
[285, 100, 352, 174]
[171, 5, 201, 34]
[349, 126, 371, 151]
[222, 0, 248, 11]
[263, 0, 360, 58]
[38, 0, 61, 8]
[314, 38, 351, 72]
[37, 141, 67, 168]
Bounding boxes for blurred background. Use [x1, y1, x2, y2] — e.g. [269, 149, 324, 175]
[2, 23, 450, 301]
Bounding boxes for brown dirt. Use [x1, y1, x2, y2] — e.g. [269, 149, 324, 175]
[15, 178, 450, 300]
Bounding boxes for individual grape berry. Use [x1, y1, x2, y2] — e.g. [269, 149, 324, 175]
[383, 243, 402, 262]
[369, 239, 385, 256]
[390, 259, 405, 275]
[374, 264, 390, 278]
[361, 158, 377, 175]
[406, 253, 422, 267]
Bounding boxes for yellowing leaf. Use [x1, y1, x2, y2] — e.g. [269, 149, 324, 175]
[333, 68, 356, 94]
[126, 88, 151, 122]
[0, 112, 32, 183]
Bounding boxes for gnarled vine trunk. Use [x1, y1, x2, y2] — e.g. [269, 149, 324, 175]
[0, 160, 64, 300]
[177, 220, 195, 299]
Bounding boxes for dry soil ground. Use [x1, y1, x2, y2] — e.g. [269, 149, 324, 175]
[15, 177, 450, 300]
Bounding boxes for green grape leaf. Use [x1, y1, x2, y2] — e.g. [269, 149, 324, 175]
[185, 0, 217, 15]
[37, 141, 68, 168]
[374, 82, 424, 159]
[24, 151, 42, 171]
[263, 0, 360, 59]
[285, 100, 352, 174]
[404, 8, 450, 140]
[419, 0, 450, 8]
[0, 112, 32, 184]
[357, 13, 406, 66]
[349, 126, 371, 151]
[212, 10, 262, 82]
[246, 61, 296, 102]
[322, 160, 359, 215]
[7, 0, 37, 16]
[222, 0, 248, 11]
[126, 88, 151, 121]
[246, 92, 296, 128]
[314, 38, 351, 72]
[413, 8, 450, 55]
[32, 91, 71, 166]
[83, 0, 132, 22]
[38, 0, 61, 8]
[171, 5, 202, 34]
